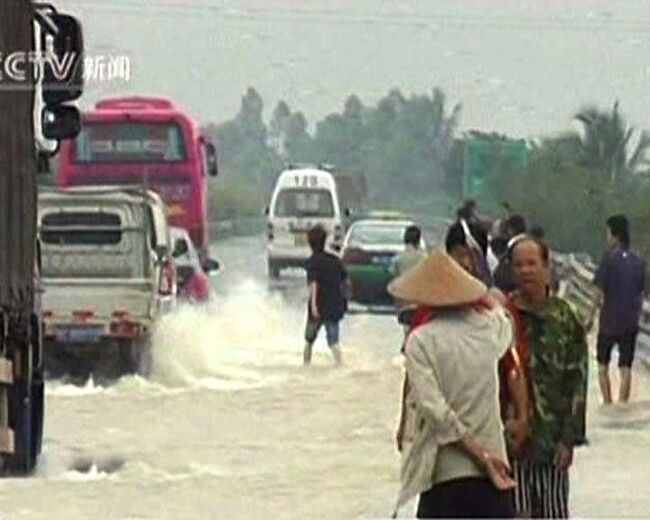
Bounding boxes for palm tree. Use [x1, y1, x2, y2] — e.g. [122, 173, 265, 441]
[574, 101, 650, 182]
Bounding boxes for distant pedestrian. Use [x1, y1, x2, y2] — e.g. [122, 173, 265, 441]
[489, 236, 508, 274]
[508, 237, 588, 518]
[389, 250, 516, 519]
[445, 219, 494, 287]
[303, 225, 347, 365]
[529, 225, 545, 240]
[458, 199, 492, 236]
[493, 214, 527, 293]
[390, 225, 427, 330]
[491, 201, 514, 238]
[587, 215, 646, 404]
[506, 214, 527, 241]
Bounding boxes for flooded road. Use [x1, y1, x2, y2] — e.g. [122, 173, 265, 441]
[0, 234, 649, 519]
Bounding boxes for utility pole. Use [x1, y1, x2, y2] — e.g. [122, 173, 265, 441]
[0, 0, 83, 474]
[0, 0, 43, 473]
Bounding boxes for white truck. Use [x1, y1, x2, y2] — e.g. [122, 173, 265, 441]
[38, 187, 177, 376]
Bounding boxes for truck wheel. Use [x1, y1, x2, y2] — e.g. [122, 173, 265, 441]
[268, 260, 281, 279]
[2, 340, 37, 475]
[136, 340, 153, 378]
[30, 314, 44, 458]
[30, 377, 44, 459]
[5, 385, 34, 475]
[119, 339, 153, 377]
[119, 340, 138, 375]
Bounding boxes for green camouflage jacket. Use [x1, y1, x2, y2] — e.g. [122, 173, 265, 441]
[515, 296, 588, 463]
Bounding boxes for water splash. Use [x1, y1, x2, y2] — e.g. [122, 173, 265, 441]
[150, 280, 305, 389]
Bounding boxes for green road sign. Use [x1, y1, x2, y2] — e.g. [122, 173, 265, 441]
[463, 137, 528, 210]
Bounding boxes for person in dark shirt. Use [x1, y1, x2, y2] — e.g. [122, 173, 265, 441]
[493, 214, 528, 293]
[303, 225, 347, 365]
[588, 215, 646, 404]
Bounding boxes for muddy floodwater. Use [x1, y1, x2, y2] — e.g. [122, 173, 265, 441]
[0, 235, 649, 519]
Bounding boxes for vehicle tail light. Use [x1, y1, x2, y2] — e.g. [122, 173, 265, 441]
[43, 310, 53, 319]
[109, 320, 141, 338]
[159, 261, 177, 296]
[342, 247, 372, 264]
[72, 310, 95, 323]
[333, 224, 343, 242]
[112, 310, 130, 320]
[110, 309, 141, 338]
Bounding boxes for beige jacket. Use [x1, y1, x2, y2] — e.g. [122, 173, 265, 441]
[393, 306, 513, 514]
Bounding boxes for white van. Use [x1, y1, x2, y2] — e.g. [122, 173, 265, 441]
[266, 167, 345, 278]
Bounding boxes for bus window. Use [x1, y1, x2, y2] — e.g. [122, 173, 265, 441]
[75, 122, 187, 163]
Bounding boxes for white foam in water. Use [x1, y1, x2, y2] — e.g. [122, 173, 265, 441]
[46, 376, 107, 397]
[118, 460, 257, 483]
[62, 464, 111, 482]
[151, 280, 304, 390]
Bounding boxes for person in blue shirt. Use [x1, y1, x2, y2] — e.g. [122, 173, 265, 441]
[588, 215, 646, 404]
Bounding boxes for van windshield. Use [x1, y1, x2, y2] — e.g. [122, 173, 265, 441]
[273, 188, 334, 218]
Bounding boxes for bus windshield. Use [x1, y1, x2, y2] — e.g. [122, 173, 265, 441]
[75, 122, 187, 163]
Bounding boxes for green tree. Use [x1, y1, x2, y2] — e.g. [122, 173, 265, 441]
[202, 88, 282, 219]
[284, 111, 314, 162]
[575, 101, 650, 182]
[268, 100, 291, 157]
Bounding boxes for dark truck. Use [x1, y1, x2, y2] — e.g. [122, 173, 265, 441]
[0, 1, 83, 473]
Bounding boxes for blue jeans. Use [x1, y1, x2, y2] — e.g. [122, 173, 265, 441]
[304, 319, 340, 347]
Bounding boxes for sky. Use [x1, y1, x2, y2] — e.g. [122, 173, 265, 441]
[57, 0, 650, 138]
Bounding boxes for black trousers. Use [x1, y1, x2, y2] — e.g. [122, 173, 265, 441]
[417, 477, 515, 518]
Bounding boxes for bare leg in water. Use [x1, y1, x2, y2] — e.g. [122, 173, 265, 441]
[619, 367, 632, 403]
[598, 364, 613, 404]
[303, 342, 313, 365]
[330, 344, 342, 365]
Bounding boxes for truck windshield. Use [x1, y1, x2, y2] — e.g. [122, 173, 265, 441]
[75, 122, 187, 163]
[274, 188, 334, 218]
[40, 212, 123, 245]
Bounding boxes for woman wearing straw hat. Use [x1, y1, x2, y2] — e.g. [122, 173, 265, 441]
[389, 249, 516, 518]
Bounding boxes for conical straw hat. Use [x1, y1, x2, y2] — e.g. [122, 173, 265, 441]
[387, 249, 487, 307]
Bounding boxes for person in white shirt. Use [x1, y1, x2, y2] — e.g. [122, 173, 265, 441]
[389, 225, 427, 331]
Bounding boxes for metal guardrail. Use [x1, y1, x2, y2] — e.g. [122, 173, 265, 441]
[208, 217, 264, 239]
[555, 253, 650, 365]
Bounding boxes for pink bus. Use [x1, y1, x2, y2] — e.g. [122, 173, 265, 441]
[58, 96, 219, 261]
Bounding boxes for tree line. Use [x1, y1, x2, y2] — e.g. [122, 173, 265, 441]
[204, 87, 650, 260]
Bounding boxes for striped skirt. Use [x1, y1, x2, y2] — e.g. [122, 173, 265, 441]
[514, 460, 569, 519]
